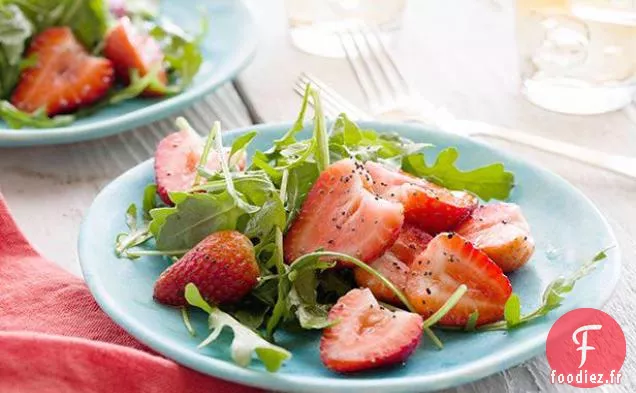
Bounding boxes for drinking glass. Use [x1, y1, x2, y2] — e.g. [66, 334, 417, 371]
[285, 0, 406, 58]
[516, 0, 636, 114]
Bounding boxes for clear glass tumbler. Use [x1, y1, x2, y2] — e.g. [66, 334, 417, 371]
[285, 0, 406, 58]
[516, 0, 636, 114]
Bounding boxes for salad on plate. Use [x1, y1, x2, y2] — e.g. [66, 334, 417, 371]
[115, 86, 609, 373]
[0, 0, 203, 129]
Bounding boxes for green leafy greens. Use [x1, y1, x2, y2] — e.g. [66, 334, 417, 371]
[185, 283, 291, 372]
[4, 0, 108, 50]
[0, 0, 204, 129]
[146, 18, 204, 90]
[114, 86, 609, 372]
[402, 149, 515, 201]
[478, 248, 612, 331]
[0, 4, 33, 98]
[0, 101, 74, 128]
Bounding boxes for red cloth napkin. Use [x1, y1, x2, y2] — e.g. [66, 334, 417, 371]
[0, 193, 260, 393]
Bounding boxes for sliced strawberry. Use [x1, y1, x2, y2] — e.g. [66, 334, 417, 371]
[456, 203, 535, 272]
[284, 159, 404, 266]
[354, 224, 432, 304]
[10, 27, 114, 116]
[390, 224, 433, 265]
[154, 129, 246, 205]
[103, 16, 167, 96]
[154, 230, 259, 306]
[354, 252, 409, 305]
[320, 288, 423, 373]
[405, 232, 512, 326]
[365, 161, 477, 234]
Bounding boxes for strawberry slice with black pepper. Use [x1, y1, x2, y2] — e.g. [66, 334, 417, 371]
[354, 224, 432, 304]
[456, 203, 535, 272]
[284, 159, 404, 266]
[405, 232, 512, 326]
[365, 161, 477, 234]
[320, 288, 423, 373]
[390, 223, 434, 265]
[10, 27, 114, 116]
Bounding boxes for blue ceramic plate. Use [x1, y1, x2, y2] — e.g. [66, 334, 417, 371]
[0, 0, 256, 147]
[79, 122, 621, 393]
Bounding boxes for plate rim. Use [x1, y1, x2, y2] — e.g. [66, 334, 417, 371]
[0, 0, 258, 147]
[79, 121, 622, 393]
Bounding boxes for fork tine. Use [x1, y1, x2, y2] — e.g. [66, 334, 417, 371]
[345, 28, 395, 108]
[366, 25, 411, 95]
[294, 80, 368, 120]
[356, 26, 402, 101]
[298, 73, 371, 119]
[337, 30, 380, 110]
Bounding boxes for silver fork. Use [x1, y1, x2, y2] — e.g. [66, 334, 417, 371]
[297, 27, 636, 180]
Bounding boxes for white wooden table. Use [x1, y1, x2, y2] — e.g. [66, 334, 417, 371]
[0, 0, 633, 392]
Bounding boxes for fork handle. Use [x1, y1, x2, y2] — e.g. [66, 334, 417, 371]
[453, 119, 636, 180]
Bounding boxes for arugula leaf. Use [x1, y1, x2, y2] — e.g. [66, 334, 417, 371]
[317, 269, 355, 302]
[464, 311, 479, 332]
[196, 172, 278, 207]
[288, 287, 332, 329]
[253, 86, 319, 176]
[147, 18, 203, 89]
[147, 207, 172, 236]
[251, 151, 283, 182]
[265, 229, 290, 339]
[272, 83, 311, 151]
[266, 250, 337, 336]
[211, 121, 261, 214]
[18, 53, 38, 70]
[142, 184, 158, 220]
[125, 203, 138, 230]
[402, 148, 515, 201]
[250, 276, 278, 306]
[230, 131, 257, 167]
[288, 266, 333, 329]
[330, 114, 430, 164]
[284, 162, 319, 226]
[8, 0, 109, 49]
[310, 89, 329, 172]
[109, 67, 171, 105]
[0, 5, 32, 99]
[244, 198, 286, 240]
[223, 295, 272, 330]
[185, 283, 292, 372]
[422, 284, 467, 328]
[0, 101, 75, 129]
[478, 248, 612, 331]
[230, 304, 270, 331]
[115, 203, 152, 258]
[503, 294, 521, 328]
[150, 192, 244, 250]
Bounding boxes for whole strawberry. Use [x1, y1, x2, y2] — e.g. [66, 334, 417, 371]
[153, 230, 259, 307]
